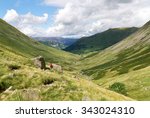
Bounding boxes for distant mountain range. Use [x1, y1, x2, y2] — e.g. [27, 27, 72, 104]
[33, 37, 79, 49]
[65, 27, 138, 54]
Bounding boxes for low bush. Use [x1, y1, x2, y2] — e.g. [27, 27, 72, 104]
[42, 78, 54, 85]
[8, 64, 21, 70]
[0, 81, 10, 92]
[109, 82, 127, 95]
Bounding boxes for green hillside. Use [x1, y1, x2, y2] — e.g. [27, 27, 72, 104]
[65, 27, 138, 54]
[77, 21, 150, 100]
[0, 19, 78, 66]
[0, 48, 133, 101]
[0, 19, 132, 101]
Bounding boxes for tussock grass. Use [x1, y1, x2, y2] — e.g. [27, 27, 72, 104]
[0, 52, 133, 101]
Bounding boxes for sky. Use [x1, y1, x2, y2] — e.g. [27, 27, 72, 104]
[0, 0, 150, 38]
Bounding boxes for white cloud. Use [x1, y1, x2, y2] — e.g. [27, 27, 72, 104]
[20, 12, 48, 25]
[3, 9, 48, 36]
[3, 9, 48, 25]
[44, 0, 150, 37]
[3, 0, 150, 37]
[43, 0, 74, 7]
[3, 9, 19, 22]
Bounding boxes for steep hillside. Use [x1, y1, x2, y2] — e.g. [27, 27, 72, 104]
[0, 19, 132, 101]
[0, 48, 133, 101]
[78, 20, 150, 100]
[0, 19, 78, 65]
[65, 27, 138, 54]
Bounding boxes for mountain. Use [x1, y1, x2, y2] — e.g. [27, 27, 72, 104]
[33, 37, 78, 49]
[0, 19, 78, 65]
[77, 20, 150, 100]
[65, 27, 138, 54]
[0, 19, 132, 101]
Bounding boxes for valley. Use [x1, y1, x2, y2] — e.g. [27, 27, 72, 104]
[0, 19, 150, 101]
[33, 37, 78, 49]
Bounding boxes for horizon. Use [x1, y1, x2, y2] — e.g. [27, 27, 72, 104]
[0, 0, 150, 38]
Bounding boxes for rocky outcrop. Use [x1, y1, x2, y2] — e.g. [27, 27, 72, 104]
[34, 56, 46, 70]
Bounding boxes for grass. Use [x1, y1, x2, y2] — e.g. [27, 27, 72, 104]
[78, 45, 150, 100]
[8, 64, 21, 70]
[77, 44, 150, 100]
[109, 82, 127, 96]
[75, 21, 150, 100]
[0, 44, 132, 101]
[94, 66, 150, 100]
[82, 45, 150, 78]
[65, 27, 138, 54]
[0, 19, 150, 101]
[0, 61, 133, 101]
[0, 19, 79, 67]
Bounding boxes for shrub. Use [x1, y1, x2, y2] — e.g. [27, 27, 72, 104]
[109, 82, 127, 95]
[42, 78, 54, 85]
[0, 81, 10, 92]
[8, 64, 21, 70]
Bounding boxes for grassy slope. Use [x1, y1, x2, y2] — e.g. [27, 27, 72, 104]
[65, 27, 138, 54]
[0, 19, 78, 66]
[0, 47, 132, 101]
[95, 66, 150, 100]
[77, 21, 150, 100]
[0, 19, 132, 101]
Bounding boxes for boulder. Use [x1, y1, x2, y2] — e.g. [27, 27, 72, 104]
[34, 56, 46, 70]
